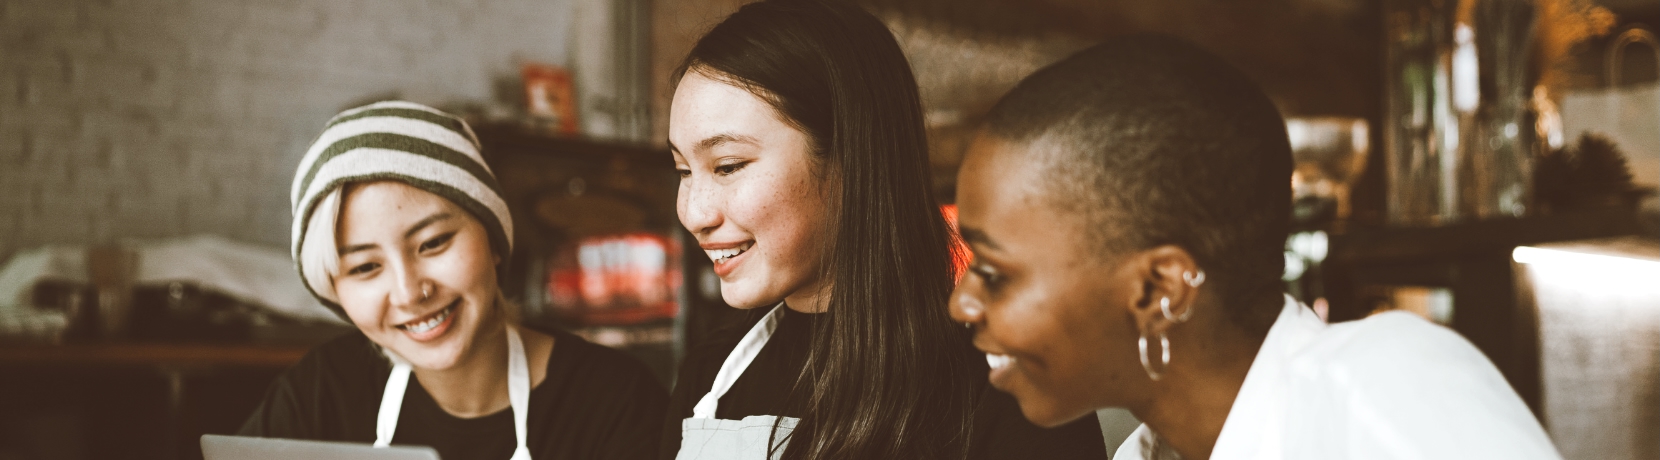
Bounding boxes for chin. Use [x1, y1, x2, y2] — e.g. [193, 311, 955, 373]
[717, 280, 775, 309]
[394, 342, 467, 370]
[1011, 389, 1095, 428]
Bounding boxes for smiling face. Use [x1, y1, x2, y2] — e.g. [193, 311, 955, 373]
[333, 180, 504, 370]
[949, 134, 1155, 427]
[669, 70, 836, 310]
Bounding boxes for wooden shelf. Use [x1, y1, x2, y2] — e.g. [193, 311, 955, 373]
[0, 342, 310, 369]
[1329, 210, 1655, 264]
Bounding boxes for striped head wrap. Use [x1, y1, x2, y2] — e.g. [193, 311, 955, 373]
[290, 101, 514, 316]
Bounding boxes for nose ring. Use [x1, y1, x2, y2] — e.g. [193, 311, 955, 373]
[420, 282, 432, 300]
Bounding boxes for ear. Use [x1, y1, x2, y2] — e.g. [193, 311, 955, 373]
[1125, 245, 1203, 340]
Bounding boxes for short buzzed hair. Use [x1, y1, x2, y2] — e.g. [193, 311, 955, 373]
[983, 35, 1292, 334]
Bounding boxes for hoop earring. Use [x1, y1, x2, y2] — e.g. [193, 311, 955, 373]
[1138, 331, 1171, 381]
[1159, 296, 1193, 323]
[1183, 270, 1206, 288]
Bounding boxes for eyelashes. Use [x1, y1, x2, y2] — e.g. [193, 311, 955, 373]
[419, 232, 454, 253]
[714, 161, 748, 175]
[340, 232, 457, 278]
[969, 261, 1004, 290]
[346, 262, 378, 276]
[675, 160, 751, 180]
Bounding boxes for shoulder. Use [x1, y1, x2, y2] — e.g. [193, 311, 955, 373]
[1282, 312, 1560, 458]
[676, 319, 756, 385]
[529, 329, 669, 457]
[542, 329, 666, 399]
[1296, 311, 1494, 380]
[283, 331, 389, 387]
[663, 316, 761, 422]
[238, 330, 384, 438]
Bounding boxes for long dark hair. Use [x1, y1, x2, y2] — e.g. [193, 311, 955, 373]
[674, 0, 980, 458]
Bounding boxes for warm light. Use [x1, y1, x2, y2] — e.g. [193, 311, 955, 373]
[1513, 245, 1660, 287]
[1512, 246, 1660, 271]
[1452, 23, 1480, 113]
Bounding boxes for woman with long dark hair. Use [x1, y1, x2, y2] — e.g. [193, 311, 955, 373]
[661, 1, 1107, 459]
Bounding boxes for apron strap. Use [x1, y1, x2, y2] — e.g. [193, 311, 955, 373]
[691, 303, 788, 419]
[374, 357, 413, 447]
[372, 327, 535, 460]
[506, 326, 532, 460]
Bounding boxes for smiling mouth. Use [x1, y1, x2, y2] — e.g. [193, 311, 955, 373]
[397, 300, 458, 334]
[704, 242, 753, 264]
[987, 353, 1015, 370]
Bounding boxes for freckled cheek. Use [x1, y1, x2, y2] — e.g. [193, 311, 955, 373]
[722, 182, 771, 235]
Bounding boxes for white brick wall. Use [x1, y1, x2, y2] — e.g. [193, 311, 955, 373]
[0, 0, 575, 260]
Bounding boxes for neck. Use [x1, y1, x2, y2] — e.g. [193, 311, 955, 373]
[784, 280, 831, 313]
[412, 321, 512, 418]
[1130, 324, 1263, 459]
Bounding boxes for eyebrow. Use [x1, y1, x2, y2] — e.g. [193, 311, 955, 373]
[669, 133, 760, 155]
[957, 226, 1002, 252]
[337, 212, 455, 256]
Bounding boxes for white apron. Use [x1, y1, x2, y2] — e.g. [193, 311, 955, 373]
[375, 326, 533, 460]
[676, 303, 798, 460]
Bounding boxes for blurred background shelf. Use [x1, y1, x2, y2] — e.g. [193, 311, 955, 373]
[1323, 210, 1659, 417]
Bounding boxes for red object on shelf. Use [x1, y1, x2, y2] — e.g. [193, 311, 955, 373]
[521, 63, 579, 135]
[941, 204, 971, 282]
[545, 232, 680, 325]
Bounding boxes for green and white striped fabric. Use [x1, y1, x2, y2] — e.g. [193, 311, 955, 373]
[289, 101, 513, 312]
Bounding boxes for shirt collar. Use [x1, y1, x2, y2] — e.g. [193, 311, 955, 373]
[1115, 295, 1323, 460]
[1209, 295, 1324, 459]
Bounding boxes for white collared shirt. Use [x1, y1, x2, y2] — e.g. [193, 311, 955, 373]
[1116, 296, 1562, 460]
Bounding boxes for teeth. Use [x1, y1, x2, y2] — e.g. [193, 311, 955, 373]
[403, 306, 452, 334]
[704, 242, 754, 264]
[987, 353, 1014, 370]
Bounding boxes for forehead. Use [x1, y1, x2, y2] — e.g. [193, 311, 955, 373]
[958, 134, 1093, 253]
[958, 134, 1045, 220]
[668, 72, 788, 147]
[339, 181, 456, 231]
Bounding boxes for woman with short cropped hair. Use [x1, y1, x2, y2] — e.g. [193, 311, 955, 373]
[949, 35, 1562, 460]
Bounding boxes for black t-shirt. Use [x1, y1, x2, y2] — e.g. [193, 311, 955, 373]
[240, 328, 668, 460]
[659, 307, 1108, 459]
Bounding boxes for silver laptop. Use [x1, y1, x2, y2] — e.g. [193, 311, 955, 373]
[201, 434, 440, 460]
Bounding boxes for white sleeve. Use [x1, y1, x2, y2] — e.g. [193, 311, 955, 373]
[1283, 312, 1562, 460]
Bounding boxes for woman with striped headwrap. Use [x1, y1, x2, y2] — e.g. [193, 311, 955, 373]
[240, 101, 667, 459]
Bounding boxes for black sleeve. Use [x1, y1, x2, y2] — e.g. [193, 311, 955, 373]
[574, 343, 672, 460]
[238, 349, 327, 438]
[971, 386, 1108, 460]
[237, 333, 379, 442]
